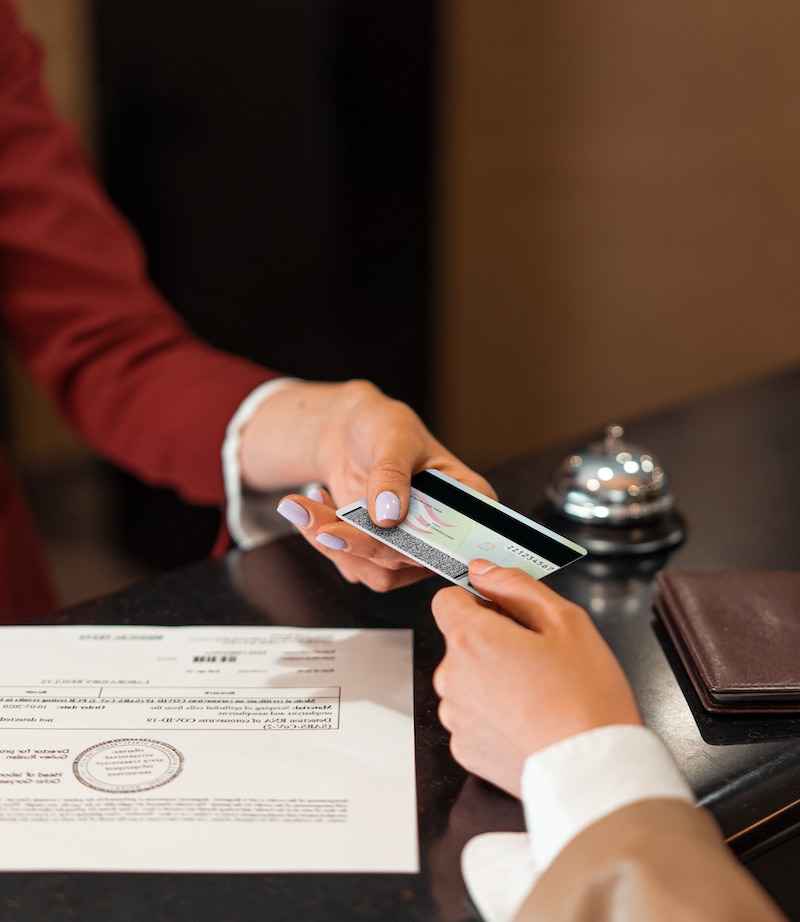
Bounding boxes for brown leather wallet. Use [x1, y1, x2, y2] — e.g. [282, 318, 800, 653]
[654, 570, 800, 714]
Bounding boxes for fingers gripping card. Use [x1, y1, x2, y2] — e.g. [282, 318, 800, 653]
[337, 469, 586, 597]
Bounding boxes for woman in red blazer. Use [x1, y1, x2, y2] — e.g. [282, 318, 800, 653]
[0, 0, 489, 622]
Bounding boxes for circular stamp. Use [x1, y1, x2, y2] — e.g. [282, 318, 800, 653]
[73, 738, 184, 794]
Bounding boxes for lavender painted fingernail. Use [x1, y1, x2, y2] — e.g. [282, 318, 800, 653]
[306, 486, 325, 503]
[276, 498, 310, 528]
[316, 533, 347, 551]
[374, 490, 401, 522]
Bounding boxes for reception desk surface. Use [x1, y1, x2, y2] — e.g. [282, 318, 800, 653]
[6, 366, 800, 921]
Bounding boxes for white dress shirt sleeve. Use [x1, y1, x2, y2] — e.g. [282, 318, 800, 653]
[461, 724, 695, 922]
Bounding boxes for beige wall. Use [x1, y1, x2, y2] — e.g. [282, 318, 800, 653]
[15, 0, 95, 147]
[5, 0, 94, 469]
[435, 1, 800, 466]
[9, 2, 800, 471]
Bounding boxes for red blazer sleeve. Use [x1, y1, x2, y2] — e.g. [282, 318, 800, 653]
[0, 0, 279, 506]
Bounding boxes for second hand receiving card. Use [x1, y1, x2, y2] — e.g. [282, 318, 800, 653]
[336, 469, 587, 597]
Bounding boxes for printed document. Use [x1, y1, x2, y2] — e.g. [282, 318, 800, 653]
[0, 625, 417, 873]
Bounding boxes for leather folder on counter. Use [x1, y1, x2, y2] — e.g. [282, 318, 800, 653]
[654, 570, 800, 715]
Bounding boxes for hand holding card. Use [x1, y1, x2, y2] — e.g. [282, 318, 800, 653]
[336, 469, 587, 598]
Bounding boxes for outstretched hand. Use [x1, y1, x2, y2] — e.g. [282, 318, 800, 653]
[238, 379, 495, 591]
[431, 561, 642, 798]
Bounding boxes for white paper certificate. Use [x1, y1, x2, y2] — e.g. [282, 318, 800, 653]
[0, 625, 418, 873]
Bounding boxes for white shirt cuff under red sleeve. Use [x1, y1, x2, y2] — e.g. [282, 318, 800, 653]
[221, 377, 302, 548]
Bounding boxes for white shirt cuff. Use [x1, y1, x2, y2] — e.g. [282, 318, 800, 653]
[461, 832, 539, 922]
[461, 725, 694, 922]
[222, 377, 302, 548]
[521, 723, 694, 873]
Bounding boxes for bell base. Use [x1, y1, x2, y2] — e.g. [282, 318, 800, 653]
[538, 507, 687, 556]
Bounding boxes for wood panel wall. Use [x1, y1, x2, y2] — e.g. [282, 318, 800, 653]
[435, 1, 800, 466]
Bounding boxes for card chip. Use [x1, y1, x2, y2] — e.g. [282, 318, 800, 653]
[340, 508, 469, 580]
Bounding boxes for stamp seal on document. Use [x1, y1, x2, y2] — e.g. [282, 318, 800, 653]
[72, 738, 184, 793]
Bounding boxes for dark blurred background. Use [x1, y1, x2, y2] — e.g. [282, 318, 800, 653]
[90, 0, 437, 568]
